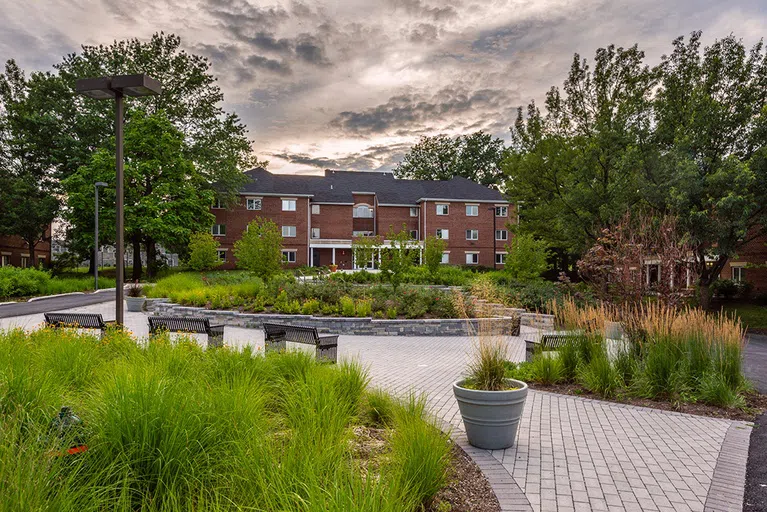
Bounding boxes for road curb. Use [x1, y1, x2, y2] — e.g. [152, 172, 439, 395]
[27, 292, 86, 302]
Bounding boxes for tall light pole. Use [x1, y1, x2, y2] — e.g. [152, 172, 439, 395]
[94, 182, 108, 291]
[76, 75, 162, 325]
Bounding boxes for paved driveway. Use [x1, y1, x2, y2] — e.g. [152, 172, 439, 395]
[0, 306, 752, 512]
[745, 334, 767, 394]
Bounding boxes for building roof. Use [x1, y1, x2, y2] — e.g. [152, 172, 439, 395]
[240, 168, 506, 205]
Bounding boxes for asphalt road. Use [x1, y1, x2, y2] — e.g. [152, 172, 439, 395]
[745, 334, 767, 394]
[0, 292, 115, 319]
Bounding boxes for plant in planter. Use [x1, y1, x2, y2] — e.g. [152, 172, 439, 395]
[453, 327, 528, 450]
[126, 282, 145, 312]
[329, 264, 338, 272]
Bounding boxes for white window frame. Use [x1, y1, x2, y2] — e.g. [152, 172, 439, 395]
[495, 229, 508, 241]
[466, 204, 479, 216]
[311, 204, 320, 215]
[282, 226, 296, 238]
[465, 252, 479, 265]
[732, 265, 746, 282]
[281, 198, 297, 211]
[410, 230, 418, 240]
[409, 207, 419, 217]
[495, 206, 508, 217]
[217, 249, 227, 262]
[246, 197, 263, 210]
[212, 199, 223, 209]
[495, 252, 507, 265]
[0, 255, 9, 267]
[20, 256, 29, 268]
[436, 203, 449, 216]
[311, 228, 320, 239]
[211, 224, 226, 236]
[441, 252, 450, 264]
[466, 229, 479, 240]
[436, 229, 449, 240]
[282, 250, 297, 263]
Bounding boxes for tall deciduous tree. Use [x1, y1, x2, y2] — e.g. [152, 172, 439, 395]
[503, 44, 657, 256]
[650, 32, 767, 308]
[0, 60, 60, 266]
[64, 111, 215, 279]
[394, 131, 507, 188]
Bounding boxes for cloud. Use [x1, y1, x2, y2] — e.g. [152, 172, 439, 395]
[270, 142, 412, 171]
[245, 55, 292, 76]
[387, 0, 459, 22]
[295, 34, 332, 66]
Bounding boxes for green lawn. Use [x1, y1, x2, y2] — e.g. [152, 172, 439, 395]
[719, 302, 767, 331]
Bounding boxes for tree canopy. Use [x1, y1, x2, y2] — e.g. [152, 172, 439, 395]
[394, 131, 507, 188]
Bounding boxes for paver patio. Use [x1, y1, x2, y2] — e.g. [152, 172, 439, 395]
[0, 303, 752, 512]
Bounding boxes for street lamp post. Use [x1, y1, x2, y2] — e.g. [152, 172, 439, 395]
[76, 75, 162, 325]
[94, 182, 108, 291]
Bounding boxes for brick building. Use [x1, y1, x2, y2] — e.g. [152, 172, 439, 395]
[0, 231, 52, 268]
[721, 232, 767, 293]
[212, 168, 512, 270]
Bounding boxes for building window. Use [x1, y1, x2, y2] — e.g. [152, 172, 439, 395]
[353, 231, 374, 237]
[466, 229, 479, 240]
[495, 229, 508, 241]
[495, 206, 508, 217]
[311, 228, 320, 239]
[282, 226, 296, 238]
[0, 255, 9, 267]
[311, 204, 320, 215]
[38, 257, 46, 267]
[211, 224, 226, 236]
[410, 230, 418, 239]
[466, 204, 478, 216]
[282, 199, 297, 211]
[212, 199, 223, 209]
[436, 203, 449, 215]
[282, 250, 297, 263]
[441, 252, 449, 264]
[496, 253, 506, 265]
[410, 207, 419, 217]
[353, 204, 374, 218]
[247, 197, 262, 210]
[436, 229, 449, 239]
[20, 256, 29, 268]
[465, 252, 479, 265]
[217, 250, 227, 262]
[732, 266, 746, 282]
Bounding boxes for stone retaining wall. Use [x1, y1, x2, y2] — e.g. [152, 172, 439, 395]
[150, 301, 520, 337]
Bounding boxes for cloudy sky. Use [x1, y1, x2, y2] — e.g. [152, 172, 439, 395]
[1, 0, 766, 174]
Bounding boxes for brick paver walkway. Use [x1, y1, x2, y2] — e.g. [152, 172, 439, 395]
[0, 305, 752, 512]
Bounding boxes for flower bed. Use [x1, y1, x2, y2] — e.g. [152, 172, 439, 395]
[0, 327, 460, 510]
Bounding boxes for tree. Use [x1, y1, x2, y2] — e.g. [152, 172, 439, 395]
[351, 235, 382, 270]
[13, 33, 266, 267]
[649, 32, 767, 308]
[186, 232, 221, 272]
[394, 131, 507, 188]
[0, 60, 60, 266]
[233, 218, 283, 278]
[504, 234, 551, 281]
[503, 44, 656, 256]
[423, 235, 447, 276]
[379, 225, 417, 289]
[64, 110, 215, 279]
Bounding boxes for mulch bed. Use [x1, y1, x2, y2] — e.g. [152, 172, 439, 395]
[428, 444, 501, 512]
[528, 383, 767, 422]
[744, 412, 767, 511]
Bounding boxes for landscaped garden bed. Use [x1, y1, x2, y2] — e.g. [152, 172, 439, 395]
[0, 327, 496, 511]
[0, 266, 116, 301]
[506, 298, 765, 420]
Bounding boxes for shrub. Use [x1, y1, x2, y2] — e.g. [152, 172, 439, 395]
[386, 307, 398, 319]
[0, 267, 50, 298]
[301, 298, 321, 315]
[186, 232, 222, 271]
[340, 295, 356, 317]
[355, 298, 372, 317]
[503, 233, 551, 281]
[423, 235, 447, 276]
[233, 217, 283, 278]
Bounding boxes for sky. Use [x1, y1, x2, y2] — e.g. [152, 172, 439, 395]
[1, 0, 766, 175]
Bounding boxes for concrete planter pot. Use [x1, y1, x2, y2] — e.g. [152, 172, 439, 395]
[126, 297, 145, 312]
[453, 378, 528, 450]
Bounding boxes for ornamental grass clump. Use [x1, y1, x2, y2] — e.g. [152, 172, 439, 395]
[464, 319, 512, 391]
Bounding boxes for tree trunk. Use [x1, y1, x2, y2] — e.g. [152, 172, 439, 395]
[26, 239, 36, 268]
[145, 239, 158, 278]
[131, 235, 143, 281]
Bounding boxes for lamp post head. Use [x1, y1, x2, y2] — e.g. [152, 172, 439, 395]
[95, 182, 108, 188]
[76, 74, 162, 99]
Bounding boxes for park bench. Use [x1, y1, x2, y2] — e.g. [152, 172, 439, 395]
[44, 313, 114, 339]
[148, 316, 225, 348]
[524, 333, 582, 362]
[263, 322, 338, 363]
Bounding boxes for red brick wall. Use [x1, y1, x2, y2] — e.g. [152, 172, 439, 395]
[213, 196, 309, 269]
[722, 232, 767, 293]
[311, 204, 353, 239]
[0, 230, 52, 268]
[377, 206, 418, 238]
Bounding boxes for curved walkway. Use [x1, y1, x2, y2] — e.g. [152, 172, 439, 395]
[0, 307, 752, 512]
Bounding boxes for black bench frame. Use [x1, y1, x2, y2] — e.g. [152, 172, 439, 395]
[263, 322, 338, 363]
[524, 334, 582, 362]
[44, 313, 114, 339]
[148, 316, 225, 348]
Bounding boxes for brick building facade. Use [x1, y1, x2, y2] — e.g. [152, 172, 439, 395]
[213, 168, 512, 270]
[0, 230, 52, 268]
[721, 232, 767, 293]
